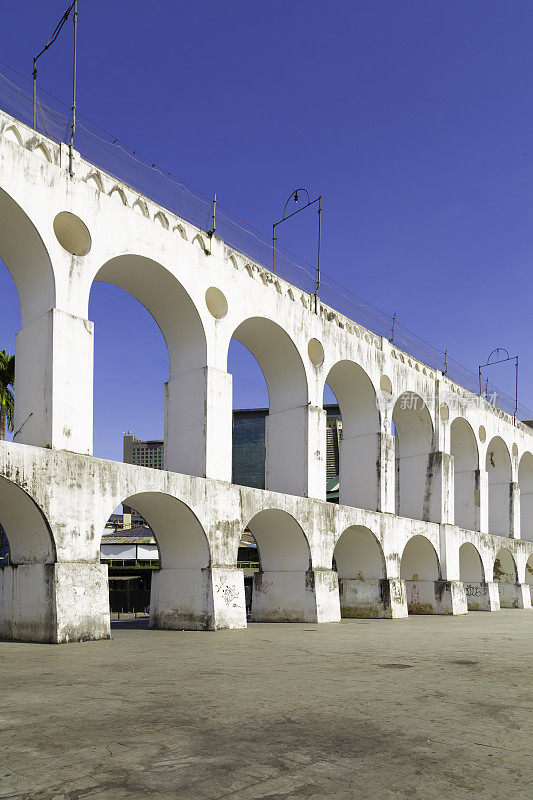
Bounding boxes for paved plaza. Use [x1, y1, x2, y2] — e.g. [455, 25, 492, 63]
[1, 611, 532, 799]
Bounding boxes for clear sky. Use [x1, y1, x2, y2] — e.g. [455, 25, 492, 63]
[0, 1, 532, 460]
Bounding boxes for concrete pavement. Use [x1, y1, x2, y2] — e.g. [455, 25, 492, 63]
[1, 611, 532, 799]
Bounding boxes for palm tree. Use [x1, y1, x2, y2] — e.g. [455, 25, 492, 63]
[0, 350, 15, 441]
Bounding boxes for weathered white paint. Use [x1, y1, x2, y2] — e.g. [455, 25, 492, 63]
[1, 109, 533, 641]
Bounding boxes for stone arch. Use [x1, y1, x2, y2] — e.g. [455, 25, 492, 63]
[33, 141, 52, 162]
[333, 525, 385, 579]
[325, 361, 380, 510]
[333, 526, 388, 618]
[112, 491, 211, 630]
[493, 547, 517, 583]
[174, 224, 188, 240]
[0, 475, 55, 564]
[109, 185, 128, 205]
[192, 233, 206, 251]
[121, 492, 210, 570]
[133, 198, 149, 217]
[451, 417, 479, 531]
[492, 546, 524, 609]
[400, 534, 441, 614]
[244, 508, 314, 622]
[90, 254, 207, 384]
[393, 393, 434, 521]
[245, 508, 310, 573]
[486, 436, 512, 536]
[518, 452, 533, 542]
[228, 317, 308, 496]
[89, 254, 208, 475]
[400, 535, 441, 581]
[0, 187, 57, 448]
[0, 476, 61, 642]
[459, 541, 495, 611]
[86, 172, 104, 192]
[0, 186, 55, 326]
[2, 123, 24, 146]
[154, 211, 169, 229]
[459, 542, 485, 582]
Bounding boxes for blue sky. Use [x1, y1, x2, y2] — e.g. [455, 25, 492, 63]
[1, 1, 532, 460]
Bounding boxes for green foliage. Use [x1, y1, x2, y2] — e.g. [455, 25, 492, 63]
[0, 349, 15, 438]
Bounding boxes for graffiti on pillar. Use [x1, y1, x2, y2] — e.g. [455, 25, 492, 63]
[217, 583, 239, 606]
[259, 579, 274, 595]
[465, 583, 488, 598]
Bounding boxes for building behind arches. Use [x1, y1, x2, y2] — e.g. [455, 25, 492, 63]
[122, 404, 343, 496]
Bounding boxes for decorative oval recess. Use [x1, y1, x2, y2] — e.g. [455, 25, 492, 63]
[308, 338, 324, 366]
[479, 425, 486, 443]
[512, 443, 518, 457]
[380, 375, 393, 396]
[205, 287, 228, 319]
[53, 211, 91, 256]
[439, 402, 449, 422]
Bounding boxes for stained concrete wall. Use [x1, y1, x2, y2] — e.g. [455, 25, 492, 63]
[0, 442, 531, 641]
[1, 110, 533, 641]
[2, 110, 533, 529]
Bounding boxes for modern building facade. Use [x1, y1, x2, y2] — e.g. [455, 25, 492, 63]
[123, 434, 164, 469]
[123, 405, 342, 493]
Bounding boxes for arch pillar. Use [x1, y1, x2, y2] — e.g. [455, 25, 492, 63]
[510, 482, 520, 539]
[164, 365, 232, 480]
[265, 404, 326, 499]
[520, 486, 533, 542]
[251, 567, 339, 623]
[401, 533, 467, 615]
[478, 469, 489, 534]
[454, 464, 480, 530]
[518, 454, 533, 542]
[497, 581, 531, 609]
[466, 581, 501, 611]
[339, 432, 382, 510]
[404, 578, 467, 615]
[247, 508, 339, 623]
[1, 561, 110, 644]
[338, 577, 407, 618]
[378, 432, 396, 513]
[14, 308, 93, 454]
[426, 451, 454, 524]
[396, 449, 454, 523]
[150, 565, 246, 630]
[0, 469, 109, 642]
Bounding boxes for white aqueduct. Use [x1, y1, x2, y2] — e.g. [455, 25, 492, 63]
[1, 108, 533, 643]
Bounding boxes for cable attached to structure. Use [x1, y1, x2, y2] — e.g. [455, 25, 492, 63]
[33, 2, 76, 129]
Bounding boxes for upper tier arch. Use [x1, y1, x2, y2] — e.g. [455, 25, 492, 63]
[227, 316, 308, 413]
[0, 186, 55, 325]
[89, 254, 207, 378]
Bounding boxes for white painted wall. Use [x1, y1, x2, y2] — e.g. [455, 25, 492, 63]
[1, 110, 533, 641]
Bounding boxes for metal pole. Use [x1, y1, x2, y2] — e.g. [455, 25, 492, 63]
[212, 193, 217, 234]
[515, 356, 519, 423]
[272, 223, 276, 274]
[315, 195, 322, 313]
[68, 0, 78, 177]
[32, 57, 37, 130]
